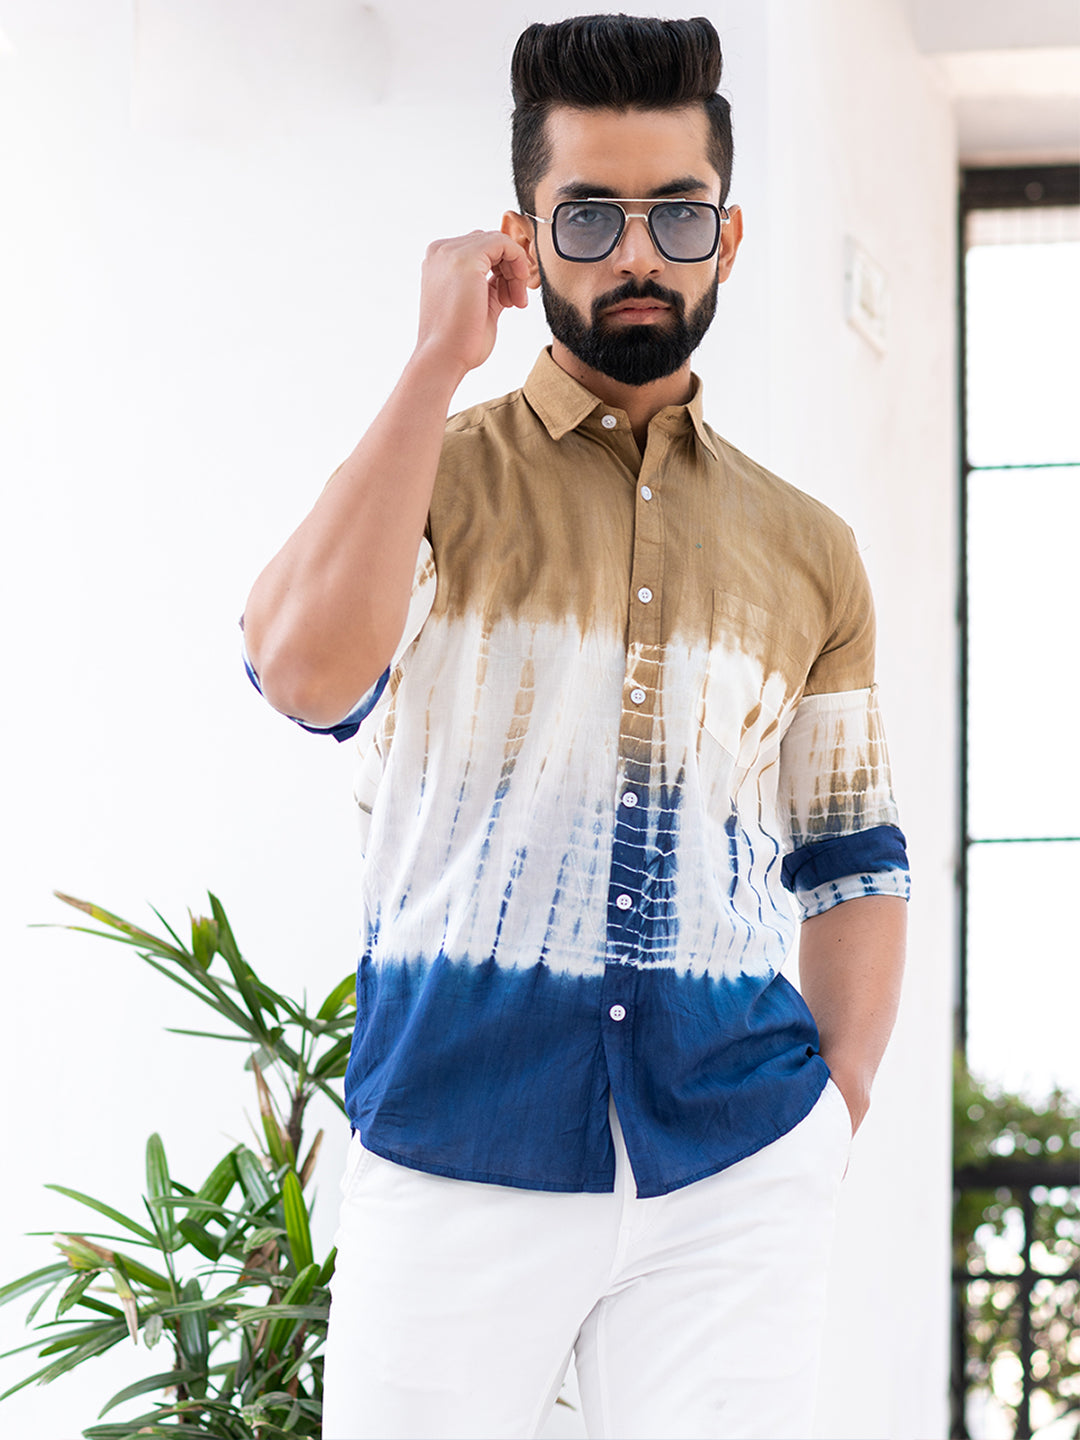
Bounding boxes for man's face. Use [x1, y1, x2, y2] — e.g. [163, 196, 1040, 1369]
[505, 105, 741, 387]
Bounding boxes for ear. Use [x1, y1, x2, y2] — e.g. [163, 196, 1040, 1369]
[502, 210, 542, 290]
[716, 204, 744, 284]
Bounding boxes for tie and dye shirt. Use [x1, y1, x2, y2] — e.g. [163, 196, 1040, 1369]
[246, 347, 910, 1199]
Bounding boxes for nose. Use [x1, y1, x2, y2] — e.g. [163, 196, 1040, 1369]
[611, 214, 664, 278]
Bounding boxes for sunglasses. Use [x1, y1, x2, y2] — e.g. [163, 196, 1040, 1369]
[526, 198, 729, 264]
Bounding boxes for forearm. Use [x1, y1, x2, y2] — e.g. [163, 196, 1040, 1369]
[798, 894, 907, 1132]
[242, 350, 462, 727]
[243, 228, 531, 729]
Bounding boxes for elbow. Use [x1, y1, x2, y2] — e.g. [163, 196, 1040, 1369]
[243, 618, 387, 730]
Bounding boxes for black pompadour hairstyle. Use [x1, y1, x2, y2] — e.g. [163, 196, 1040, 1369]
[510, 14, 733, 215]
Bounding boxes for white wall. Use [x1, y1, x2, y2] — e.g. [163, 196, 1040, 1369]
[0, 3, 955, 1437]
[761, 6, 957, 1437]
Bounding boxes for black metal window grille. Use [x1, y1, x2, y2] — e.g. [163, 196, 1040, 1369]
[952, 164, 1080, 1440]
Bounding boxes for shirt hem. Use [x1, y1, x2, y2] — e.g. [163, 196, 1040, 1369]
[357, 1136, 617, 1193]
[629, 1071, 830, 1198]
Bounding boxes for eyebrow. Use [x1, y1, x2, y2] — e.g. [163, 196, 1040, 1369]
[553, 175, 713, 201]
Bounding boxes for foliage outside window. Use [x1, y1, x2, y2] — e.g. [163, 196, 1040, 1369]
[953, 1058, 1080, 1439]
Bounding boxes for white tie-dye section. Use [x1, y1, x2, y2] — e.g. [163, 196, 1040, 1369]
[347, 608, 878, 984]
[356, 612, 619, 977]
[779, 687, 900, 849]
[798, 868, 910, 919]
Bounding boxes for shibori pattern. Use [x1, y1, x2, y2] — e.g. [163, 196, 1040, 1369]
[244, 349, 909, 1198]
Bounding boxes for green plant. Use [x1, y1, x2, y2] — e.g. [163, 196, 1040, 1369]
[953, 1054, 1080, 1438]
[0, 893, 356, 1438]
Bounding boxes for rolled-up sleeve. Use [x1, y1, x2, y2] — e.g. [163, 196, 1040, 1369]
[779, 531, 911, 918]
[241, 535, 437, 744]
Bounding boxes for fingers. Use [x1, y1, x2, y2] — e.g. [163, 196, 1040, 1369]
[480, 234, 531, 311]
[426, 231, 530, 309]
[491, 260, 529, 311]
[416, 229, 531, 376]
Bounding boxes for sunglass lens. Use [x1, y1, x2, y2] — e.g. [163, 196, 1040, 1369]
[553, 202, 622, 260]
[651, 203, 719, 262]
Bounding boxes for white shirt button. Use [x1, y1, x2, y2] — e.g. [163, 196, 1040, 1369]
[615, 893, 633, 911]
[630, 687, 647, 705]
[640, 485, 653, 501]
[637, 586, 653, 604]
[621, 790, 639, 808]
[609, 1004, 627, 1022]
[601, 414, 618, 429]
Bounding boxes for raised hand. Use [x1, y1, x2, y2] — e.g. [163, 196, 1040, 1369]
[415, 230, 531, 381]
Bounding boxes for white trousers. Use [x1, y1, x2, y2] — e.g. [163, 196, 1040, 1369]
[322, 1082, 852, 1440]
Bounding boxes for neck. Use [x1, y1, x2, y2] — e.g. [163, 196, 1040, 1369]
[550, 339, 694, 450]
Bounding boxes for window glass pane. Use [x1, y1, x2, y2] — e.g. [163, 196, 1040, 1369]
[965, 238, 1080, 468]
[966, 840, 1080, 1101]
[967, 466, 1080, 840]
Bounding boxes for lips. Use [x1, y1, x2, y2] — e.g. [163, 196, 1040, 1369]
[606, 300, 670, 316]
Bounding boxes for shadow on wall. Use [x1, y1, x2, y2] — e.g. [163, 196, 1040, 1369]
[132, 0, 391, 140]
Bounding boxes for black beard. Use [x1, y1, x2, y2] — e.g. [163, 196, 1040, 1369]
[537, 259, 718, 386]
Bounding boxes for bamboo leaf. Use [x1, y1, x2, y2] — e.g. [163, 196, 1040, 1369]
[0, 1262, 71, 1308]
[108, 1267, 139, 1344]
[25, 1273, 67, 1326]
[148, 904, 189, 953]
[85, 1422, 221, 1439]
[145, 1134, 178, 1248]
[298, 1129, 323, 1189]
[44, 1185, 156, 1242]
[312, 1035, 352, 1079]
[316, 1246, 336, 1288]
[309, 1072, 348, 1116]
[244, 1042, 279, 1074]
[263, 1262, 319, 1356]
[137, 951, 251, 1030]
[185, 1148, 239, 1226]
[55, 1269, 98, 1317]
[53, 1233, 113, 1270]
[74, 1295, 125, 1318]
[206, 893, 241, 966]
[316, 973, 356, 1020]
[163, 1027, 251, 1043]
[27, 1321, 129, 1387]
[176, 1278, 209, 1376]
[280, 1171, 312, 1273]
[189, 912, 220, 970]
[232, 1148, 274, 1211]
[176, 1217, 220, 1261]
[232, 1302, 327, 1325]
[251, 1059, 294, 1170]
[207, 893, 275, 1033]
[104, 1252, 172, 1293]
[51, 893, 189, 963]
[97, 1365, 204, 1417]
[154, 1293, 241, 1319]
[242, 1226, 285, 1254]
[35, 1318, 124, 1355]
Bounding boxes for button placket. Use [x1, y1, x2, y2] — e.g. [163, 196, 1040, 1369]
[606, 445, 666, 966]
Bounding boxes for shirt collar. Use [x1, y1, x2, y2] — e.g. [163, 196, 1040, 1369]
[522, 347, 719, 461]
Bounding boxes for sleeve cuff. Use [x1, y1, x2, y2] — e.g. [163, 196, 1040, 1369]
[782, 823, 911, 919]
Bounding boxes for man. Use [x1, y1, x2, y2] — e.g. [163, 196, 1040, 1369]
[242, 15, 909, 1440]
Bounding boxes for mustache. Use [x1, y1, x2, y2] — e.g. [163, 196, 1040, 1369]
[590, 278, 686, 323]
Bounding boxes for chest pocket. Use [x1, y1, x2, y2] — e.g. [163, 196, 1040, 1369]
[699, 590, 817, 783]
